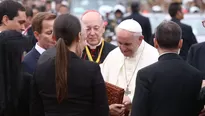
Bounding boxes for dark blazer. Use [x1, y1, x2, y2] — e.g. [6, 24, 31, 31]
[0, 30, 30, 116]
[123, 13, 152, 43]
[30, 47, 109, 116]
[131, 53, 203, 116]
[171, 18, 197, 60]
[187, 42, 205, 76]
[22, 47, 41, 75]
[82, 41, 116, 63]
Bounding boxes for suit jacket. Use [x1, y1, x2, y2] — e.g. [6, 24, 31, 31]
[82, 41, 116, 63]
[131, 53, 203, 116]
[187, 42, 205, 76]
[30, 47, 109, 116]
[0, 30, 30, 116]
[22, 47, 41, 75]
[123, 13, 152, 43]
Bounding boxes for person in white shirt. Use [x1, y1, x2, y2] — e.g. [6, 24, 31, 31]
[22, 12, 56, 75]
[100, 19, 159, 116]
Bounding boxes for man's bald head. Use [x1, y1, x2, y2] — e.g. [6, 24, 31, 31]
[81, 11, 103, 24]
[81, 11, 105, 46]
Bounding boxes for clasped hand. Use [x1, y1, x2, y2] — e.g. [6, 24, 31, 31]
[109, 96, 131, 116]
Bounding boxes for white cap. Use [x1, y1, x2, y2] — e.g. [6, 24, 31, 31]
[118, 19, 142, 34]
[98, 5, 113, 17]
[113, 4, 126, 14]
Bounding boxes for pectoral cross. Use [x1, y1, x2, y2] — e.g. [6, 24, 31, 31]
[125, 87, 131, 95]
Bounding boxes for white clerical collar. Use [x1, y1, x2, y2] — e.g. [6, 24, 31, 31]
[85, 38, 103, 49]
[35, 43, 46, 54]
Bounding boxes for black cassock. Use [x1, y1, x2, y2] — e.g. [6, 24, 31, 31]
[82, 41, 116, 63]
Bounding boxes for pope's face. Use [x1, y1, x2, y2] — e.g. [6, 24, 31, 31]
[117, 30, 142, 57]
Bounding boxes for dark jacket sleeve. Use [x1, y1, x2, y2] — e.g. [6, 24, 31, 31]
[17, 72, 32, 116]
[30, 74, 45, 116]
[131, 70, 150, 116]
[92, 64, 109, 116]
[145, 18, 152, 43]
[189, 27, 197, 45]
[187, 45, 196, 68]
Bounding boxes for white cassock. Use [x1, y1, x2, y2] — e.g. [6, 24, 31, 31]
[100, 40, 159, 102]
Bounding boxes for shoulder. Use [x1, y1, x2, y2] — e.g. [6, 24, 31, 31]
[80, 59, 100, 72]
[191, 42, 205, 50]
[38, 47, 56, 63]
[143, 41, 159, 58]
[107, 47, 122, 57]
[181, 22, 192, 30]
[122, 15, 132, 21]
[140, 14, 149, 20]
[101, 47, 123, 65]
[104, 41, 117, 50]
[23, 49, 35, 62]
[137, 62, 158, 82]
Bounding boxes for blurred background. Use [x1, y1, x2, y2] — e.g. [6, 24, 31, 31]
[1, 0, 205, 43]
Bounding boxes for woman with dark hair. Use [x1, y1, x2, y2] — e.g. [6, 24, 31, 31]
[30, 14, 109, 116]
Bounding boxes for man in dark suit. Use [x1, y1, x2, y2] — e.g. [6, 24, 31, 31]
[123, 2, 152, 44]
[22, 12, 56, 75]
[81, 10, 116, 64]
[169, 2, 197, 60]
[0, 1, 32, 116]
[131, 21, 203, 116]
[187, 42, 205, 75]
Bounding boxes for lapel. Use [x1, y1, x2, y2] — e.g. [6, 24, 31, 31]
[33, 48, 41, 61]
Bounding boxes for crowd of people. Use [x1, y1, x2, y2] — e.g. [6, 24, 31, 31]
[0, 0, 205, 116]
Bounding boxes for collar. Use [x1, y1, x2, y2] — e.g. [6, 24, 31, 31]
[158, 52, 182, 61]
[85, 38, 103, 49]
[22, 25, 31, 35]
[35, 43, 46, 54]
[159, 52, 178, 57]
[171, 18, 181, 23]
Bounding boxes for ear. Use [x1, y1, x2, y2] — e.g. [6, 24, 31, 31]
[178, 39, 183, 49]
[2, 15, 9, 26]
[77, 32, 82, 42]
[176, 10, 182, 17]
[34, 31, 40, 42]
[139, 35, 144, 41]
[28, 16, 32, 22]
[102, 22, 106, 33]
[154, 38, 159, 49]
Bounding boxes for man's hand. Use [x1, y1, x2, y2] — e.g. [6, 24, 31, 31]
[109, 104, 125, 116]
[123, 96, 131, 110]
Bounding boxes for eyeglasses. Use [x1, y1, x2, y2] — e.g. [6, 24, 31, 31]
[202, 20, 205, 27]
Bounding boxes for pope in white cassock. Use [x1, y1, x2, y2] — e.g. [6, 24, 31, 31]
[100, 19, 159, 116]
